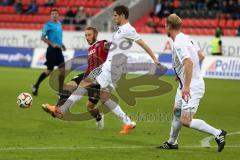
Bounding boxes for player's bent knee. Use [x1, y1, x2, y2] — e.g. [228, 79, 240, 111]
[64, 81, 77, 92]
[100, 90, 111, 103]
[180, 116, 192, 127]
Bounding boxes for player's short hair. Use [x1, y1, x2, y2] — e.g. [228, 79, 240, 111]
[85, 26, 98, 34]
[113, 5, 129, 19]
[166, 13, 182, 30]
[50, 8, 59, 14]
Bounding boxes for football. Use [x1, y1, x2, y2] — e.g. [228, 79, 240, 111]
[16, 92, 33, 108]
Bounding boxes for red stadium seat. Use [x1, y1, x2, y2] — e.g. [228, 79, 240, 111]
[223, 29, 237, 36]
[219, 19, 226, 28]
[182, 19, 190, 27]
[189, 19, 199, 27]
[191, 28, 201, 35]
[233, 20, 240, 28]
[226, 20, 234, 29]
[195, 19, 204, 28]
[209, 19, 218, 28]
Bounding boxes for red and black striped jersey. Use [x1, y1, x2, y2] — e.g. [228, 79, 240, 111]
[85, 40, 108, 75]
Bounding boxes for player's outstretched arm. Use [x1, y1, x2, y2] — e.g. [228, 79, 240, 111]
[135, 39, 159, 65]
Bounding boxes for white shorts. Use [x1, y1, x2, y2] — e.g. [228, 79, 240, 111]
[89, 55, 127, 89]
[89, 59, 123, 90]
[96, 67, 113, 89]
[174, 82, 205, 113]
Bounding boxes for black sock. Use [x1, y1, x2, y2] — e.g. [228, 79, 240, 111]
[35, 72, 48, 89]
[56, 90, 71, 106]
[59, 74, 65, 93]
[88, 108, 102, 121]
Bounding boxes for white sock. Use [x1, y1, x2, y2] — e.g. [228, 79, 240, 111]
[59, 86, 87, 114]
[104, 99, 132, 124]
[168, 115, 182, 144]
[190, 119, 221, 137]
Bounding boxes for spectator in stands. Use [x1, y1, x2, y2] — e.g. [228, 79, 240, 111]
[211, 28, 222, 56]
[44, 0, 55, 7]
[206, 0, 220, 10]
[26, 0, 38, 14]
[154, 0, 164, 18]
[195, 0, 206, 10]
[14, 0, 23, 14]
[63, 7, 76, 24]
[228, 0, 238, 19]
[163, 1, 175, 17]
[1, 0, 13, 6]
[75, 7, 87, 30]
[219, 0, 229, 19]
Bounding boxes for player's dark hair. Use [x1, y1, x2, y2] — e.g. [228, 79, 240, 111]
[85, 26, 98, 34]
[113, 5, 129, 19]
[50, 8, 59, 14]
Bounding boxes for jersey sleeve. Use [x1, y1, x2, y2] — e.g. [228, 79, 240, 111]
[174, 45, 191, 64]
[41, 24, 49, 38]
[124, 27, 141, 42]
[190, 39, 200, 52]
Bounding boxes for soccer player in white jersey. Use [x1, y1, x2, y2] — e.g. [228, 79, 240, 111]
[43, 5, 161, 134]
[158, 14, 226, 152]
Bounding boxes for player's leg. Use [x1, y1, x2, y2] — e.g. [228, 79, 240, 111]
[57, 79, 92, 116]
[56, 66, 105, 116]
[57, 50, 66, 93]
[32, 47, 54, 96]
[58, 64, 65, 94]
[158, 89, 182, 149]
[180, 99, 226, 152]
[86, 99, 104, 129]
[32, 67, 53, 96]
[56, 81, 77, 107]
[100, 89, 136, 134]
[57, 73, 86, 106]
[42, 65, 104, 118]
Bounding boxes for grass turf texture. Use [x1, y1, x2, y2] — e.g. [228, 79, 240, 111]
[0, 66, 239, 160]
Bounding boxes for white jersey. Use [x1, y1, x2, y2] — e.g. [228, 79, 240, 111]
[103, 22, 141, 71]
[172, 32, 204, 89]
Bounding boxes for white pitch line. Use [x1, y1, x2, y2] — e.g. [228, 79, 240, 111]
[200, 131, 240, 148]
[0, 145, 239, 151]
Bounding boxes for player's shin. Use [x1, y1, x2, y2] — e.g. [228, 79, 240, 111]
[104, 99, 132, 124]
[168, 108, 182, 144]
[58, 74, 65, 93]
[87, 102, 102, 121]
[58, 86, 87, 114]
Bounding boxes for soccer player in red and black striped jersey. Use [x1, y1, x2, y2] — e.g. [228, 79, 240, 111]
[43, 27, 109, 129]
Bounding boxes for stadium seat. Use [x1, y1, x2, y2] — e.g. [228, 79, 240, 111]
[226, 20, 234, 29]
[219, 19, 226, 28]
[209, 19, 218, 28]
[233, 20, 240, 28]
[223, 29, 237, 36]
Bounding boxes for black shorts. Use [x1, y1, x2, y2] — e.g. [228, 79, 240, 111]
[44, 46, 64, 70]
[71, 73, 100, 104]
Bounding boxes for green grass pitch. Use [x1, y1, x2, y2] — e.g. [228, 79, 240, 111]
[0, 66, 239, 160]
